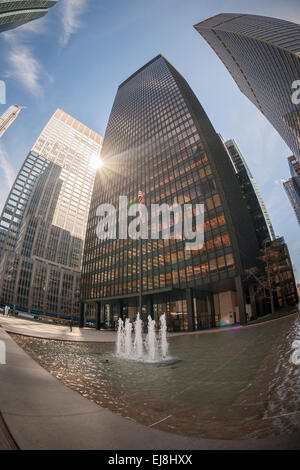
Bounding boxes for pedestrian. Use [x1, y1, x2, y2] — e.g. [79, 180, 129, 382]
[70, 318, 73, 332]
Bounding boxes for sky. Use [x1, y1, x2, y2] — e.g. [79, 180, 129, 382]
[0, 0, 299, 282]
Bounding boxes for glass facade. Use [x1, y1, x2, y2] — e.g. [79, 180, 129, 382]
[223, 138, 275, 244]
[283, 155, 300, 225]
[81, 55, 261, 331]
[0, 109, 103, 319]
[194, 14, 300, 160]
[32, 109, 103, 240]
[261, 237, 298, 308]
[0, 151, 51, 256]
[0, 1, 58, 33]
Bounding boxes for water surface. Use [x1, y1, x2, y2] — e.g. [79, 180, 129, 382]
[11, 313, 300, 440]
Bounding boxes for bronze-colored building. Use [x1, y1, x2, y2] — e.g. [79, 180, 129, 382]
[260, 237, 298, 311]
[81, 55, 269, 332]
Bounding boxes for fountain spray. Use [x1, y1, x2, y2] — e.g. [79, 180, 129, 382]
[116, 313, 169, 362]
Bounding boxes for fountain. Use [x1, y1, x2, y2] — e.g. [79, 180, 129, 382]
[133, 313, 144, 359]
[159, 313, 169, 359]
[124, 318, 133, 358]
[116, 313, 170, 362]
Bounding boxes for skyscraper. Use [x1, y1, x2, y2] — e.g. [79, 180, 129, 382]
[0, 0, 58, 33]
[31, 109, 103, 240]
[283, 155, 300, 225]
[0, 109, 103, 318]
[194, 14, 300, 160]
[0, 105, 22, 138]
[81, 55, 265, 332]
[223, 138, 275, 243]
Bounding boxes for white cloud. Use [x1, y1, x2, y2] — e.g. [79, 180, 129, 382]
[2, 17, 51, 97]
[5, 43, 44, 97]
[60, 0, 89, 47]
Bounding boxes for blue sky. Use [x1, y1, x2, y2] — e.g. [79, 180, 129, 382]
[0, 0, 299, 281]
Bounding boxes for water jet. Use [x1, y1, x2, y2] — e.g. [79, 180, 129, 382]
[116, 313, 170, 362]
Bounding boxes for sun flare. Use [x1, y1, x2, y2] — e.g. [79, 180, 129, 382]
[90, 156, 104, 170]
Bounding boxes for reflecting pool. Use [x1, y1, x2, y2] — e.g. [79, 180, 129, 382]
[11, 313, 300, 440]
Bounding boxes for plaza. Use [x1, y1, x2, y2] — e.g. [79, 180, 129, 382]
[0, 310, 299, 450]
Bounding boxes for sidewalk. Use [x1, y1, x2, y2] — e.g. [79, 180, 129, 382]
[0, 316, 117, 342]
[1, 310, 298, 344]
[1, 326, 300, 450]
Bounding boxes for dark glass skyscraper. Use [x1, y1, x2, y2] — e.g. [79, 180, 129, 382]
[223, 138, 275, 244]
[0, 1, 58, 33]
[194, 13, 300, 160]
[81, 55, 264, 331]
[283, 155, 300, 225]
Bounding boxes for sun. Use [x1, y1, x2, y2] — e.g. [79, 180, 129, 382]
[90, 156, 104, 170]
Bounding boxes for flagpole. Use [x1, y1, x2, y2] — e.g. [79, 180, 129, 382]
[139, 236, 142, 318]
[138, 191, 144, 320]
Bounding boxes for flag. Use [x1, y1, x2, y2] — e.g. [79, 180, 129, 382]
[138, 191, 145, 205]
[138, 191, 145, 224]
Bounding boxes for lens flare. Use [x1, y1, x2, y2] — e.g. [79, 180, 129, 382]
[90, 156, 103, 170]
